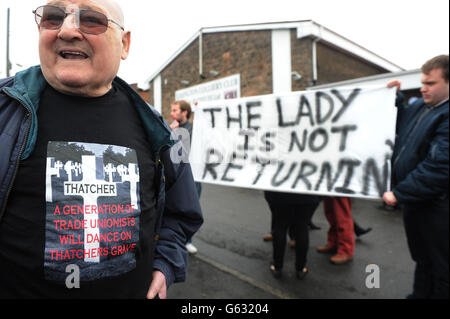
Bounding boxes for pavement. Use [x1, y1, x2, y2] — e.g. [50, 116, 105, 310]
[167, 183, 414, 299]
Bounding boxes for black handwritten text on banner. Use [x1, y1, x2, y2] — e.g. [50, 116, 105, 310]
[188, 87, 397, 199]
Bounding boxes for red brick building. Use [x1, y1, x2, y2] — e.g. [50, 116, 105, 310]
[130, 83, 149, 103]
[140, 20, 403, 122]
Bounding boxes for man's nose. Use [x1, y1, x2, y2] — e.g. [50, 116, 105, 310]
[58, 13, 82, 38]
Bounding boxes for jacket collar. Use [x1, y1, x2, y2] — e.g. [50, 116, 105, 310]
[7, 66, 173, 159]
[429, 98, 449, 109]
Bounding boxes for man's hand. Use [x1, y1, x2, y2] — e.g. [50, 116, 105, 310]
[146, 270, 167, 299]
[170, 120, 179, 130]
[382, 191, 398, 207]
[387, 80, 401, 92]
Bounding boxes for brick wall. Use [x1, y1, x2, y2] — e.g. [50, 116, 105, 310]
[315, 42, 388, 84]
[150, 28, 390, 122]
[160, 37, 200, 120]
[157, 30, 272, 122]
[291, 31, 388, 90]
[201, 31, 273, 97]
[291, 30, 313, 91]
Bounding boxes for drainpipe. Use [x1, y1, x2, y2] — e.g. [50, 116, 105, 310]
[199, 29, 205, 79]
[312, 39, 318, 85]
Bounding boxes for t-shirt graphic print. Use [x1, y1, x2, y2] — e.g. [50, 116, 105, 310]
[44, 141, 141, 282]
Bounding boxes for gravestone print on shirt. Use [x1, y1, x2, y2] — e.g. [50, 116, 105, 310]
[44, 141, 141, 282]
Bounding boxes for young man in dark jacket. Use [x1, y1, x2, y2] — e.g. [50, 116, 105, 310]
[0, 0, 202, 298]
[383, 55, 449, 299]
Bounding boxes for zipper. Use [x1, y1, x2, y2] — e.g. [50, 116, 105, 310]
[0, 90, 33, 222]
[393, 107, 432, 168]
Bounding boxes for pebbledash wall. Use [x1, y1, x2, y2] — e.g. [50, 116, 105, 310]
[140, 20, 404, 122]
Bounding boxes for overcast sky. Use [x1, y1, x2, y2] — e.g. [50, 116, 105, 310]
[0, 0, 449, 85]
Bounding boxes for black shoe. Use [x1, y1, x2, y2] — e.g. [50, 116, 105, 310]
[296, 267, 308, 280]
[379, 203, 398, 212]
[355, 227, 372, 237]
[270, 264, 282, 279]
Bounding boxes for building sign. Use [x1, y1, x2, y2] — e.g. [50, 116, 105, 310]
[175, 74, 240, 106]
[189, 86, 397, 199]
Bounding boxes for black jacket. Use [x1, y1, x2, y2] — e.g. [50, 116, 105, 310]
[0, 66, 203, 287]
[392, 95, 449, 203]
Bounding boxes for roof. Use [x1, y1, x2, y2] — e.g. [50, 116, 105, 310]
[308, 68, 422, 91]
[140, 20, 405, 89]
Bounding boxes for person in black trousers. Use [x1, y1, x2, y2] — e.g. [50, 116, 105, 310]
[264, 191, 322, 280]
[383, 55, 449, 299]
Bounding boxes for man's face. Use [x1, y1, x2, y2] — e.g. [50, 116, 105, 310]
[421, 68, 449, 106]
[38, 0, 130, 97]
[170, 103, 187, 122]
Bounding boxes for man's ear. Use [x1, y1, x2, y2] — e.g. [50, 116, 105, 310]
[121, 31, 131, 60]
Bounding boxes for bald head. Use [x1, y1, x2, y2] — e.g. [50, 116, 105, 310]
[46, 0, 125, 29]
[39, 0, 131, 97]
[99, 0, 124, 27]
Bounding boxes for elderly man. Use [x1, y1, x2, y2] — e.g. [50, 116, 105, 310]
[384, 55, 449, 299]
[0, 0, 202, 299]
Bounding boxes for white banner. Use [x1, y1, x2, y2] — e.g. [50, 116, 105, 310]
[189, 86, 397, 199]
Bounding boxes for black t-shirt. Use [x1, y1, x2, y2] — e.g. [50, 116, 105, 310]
[0, 84, 158, 298]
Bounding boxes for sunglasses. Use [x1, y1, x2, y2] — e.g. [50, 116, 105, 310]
[33, 5, 124, 35]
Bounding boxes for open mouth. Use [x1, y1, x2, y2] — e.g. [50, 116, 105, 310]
[59, 50, 89, 60]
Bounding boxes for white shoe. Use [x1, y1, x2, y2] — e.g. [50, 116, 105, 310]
[186, 243, 198, 254]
